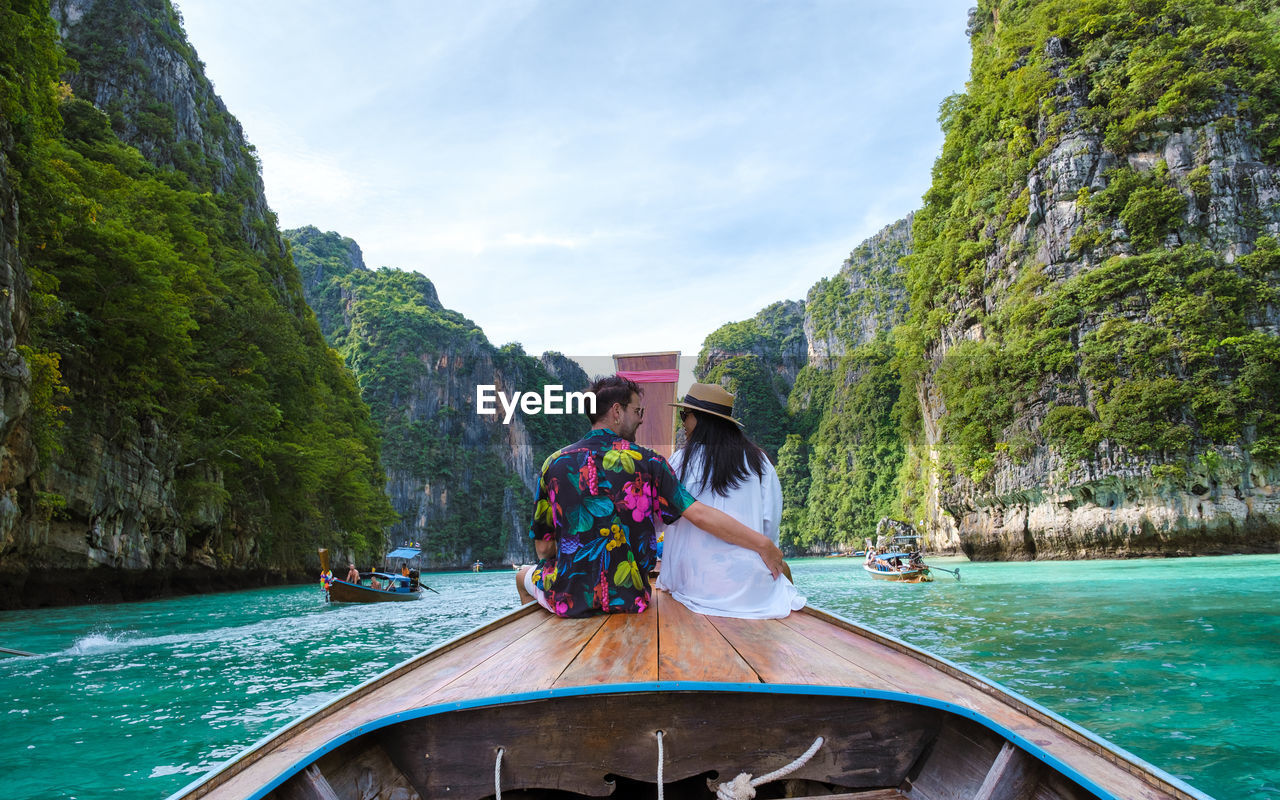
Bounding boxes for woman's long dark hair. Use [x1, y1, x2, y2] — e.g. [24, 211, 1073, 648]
[678, 409, 768, 497]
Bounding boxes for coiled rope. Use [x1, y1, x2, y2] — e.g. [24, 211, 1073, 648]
[714, 736, 826, 800]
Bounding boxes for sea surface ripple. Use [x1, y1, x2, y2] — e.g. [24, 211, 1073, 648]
[1, 555, 1276, 800]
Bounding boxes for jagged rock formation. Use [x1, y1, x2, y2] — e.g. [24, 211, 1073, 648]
[805, 215, 912, 368]
[0, 0, 393, 608]
[906, 3, 1280, 559]
[287, 227, 589, 568]
[694, 2, 1280, 560]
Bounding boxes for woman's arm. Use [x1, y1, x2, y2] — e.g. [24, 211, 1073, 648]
[681, 501, 785, 579]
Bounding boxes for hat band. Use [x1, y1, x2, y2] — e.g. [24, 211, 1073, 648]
[683, 395, 734, 416]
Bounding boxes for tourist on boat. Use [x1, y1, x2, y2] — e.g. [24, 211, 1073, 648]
[655, 383, 806, 619]
[517, 375, 785, 618]
[346, 564, 360, 583]
[400, 564, 411, 577]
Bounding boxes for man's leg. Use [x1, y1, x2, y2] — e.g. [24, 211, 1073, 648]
[516, 566, 535, 603]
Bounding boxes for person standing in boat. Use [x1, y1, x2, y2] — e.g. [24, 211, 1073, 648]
[655, 383, 805, 619]
[517, 374, 785, 618]
[346, 563, 361, 583]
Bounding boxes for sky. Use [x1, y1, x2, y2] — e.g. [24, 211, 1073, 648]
[175, 1, 973, 360]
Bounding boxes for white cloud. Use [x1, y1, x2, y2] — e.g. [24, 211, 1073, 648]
[176, 0, 972, 356]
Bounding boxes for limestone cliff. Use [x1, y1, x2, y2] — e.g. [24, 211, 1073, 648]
[804, 215, 911, 368]
[695, 1, 1280, 560]
[905, 2, 1280, 559]
[287, 227, 589, 568]
[0, 0, 393, 608]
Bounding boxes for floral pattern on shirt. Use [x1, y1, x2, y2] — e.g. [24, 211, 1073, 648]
[529, 428, 694, 617]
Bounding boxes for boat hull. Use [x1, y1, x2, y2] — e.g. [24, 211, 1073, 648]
[863, 563, 934, 582]
[167, 596, 1210, 800]
[250, 685, 1117, 800]
[325, 580, 421, 603]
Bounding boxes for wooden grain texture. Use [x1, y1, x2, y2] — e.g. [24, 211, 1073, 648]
[310, 742, 422, 800]
[183, 602, 1190, 800]
[711, 614, 891, 688]
[554, 607, 657, 687]
[425, 612, 607, 702]
[780, 610, 1175, 800]
[974, 741, 1044, 800]
[654, 590, 759, 682]
[378, 691, 937, 800]
[187, 607, 551, 800]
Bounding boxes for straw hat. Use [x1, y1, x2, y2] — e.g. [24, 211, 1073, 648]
[670, 382, 743, 426]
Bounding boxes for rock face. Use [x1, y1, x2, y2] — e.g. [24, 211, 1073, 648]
[288, 227, 588, 568]
[698, 300, 809, 396]
[694, 5, 1280, 560]
[0, 114, 36, 562]
[0, 0, 392, 608]
[51, 0, 276, 238]
[805, 216, 911, 368]
[910, 7, 1280, 558]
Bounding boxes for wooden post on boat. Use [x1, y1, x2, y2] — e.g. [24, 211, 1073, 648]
[318, 548, 331, 574]
[613, 351, 680, 458]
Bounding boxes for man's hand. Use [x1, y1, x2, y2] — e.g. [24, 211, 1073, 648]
[682, 501, 784, 580]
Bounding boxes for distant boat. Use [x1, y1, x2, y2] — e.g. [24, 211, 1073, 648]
[471, 560, 483, 573]
[864, 535, 934, 582]
[165, 592, 1210, 800]
[319, 547, 427, 603]
[863, 551, 934, 582]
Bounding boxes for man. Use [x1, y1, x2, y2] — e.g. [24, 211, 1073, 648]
[346, 563, 361, 583]
[516, 375, 785, 617]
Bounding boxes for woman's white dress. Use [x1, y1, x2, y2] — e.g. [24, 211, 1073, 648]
[657, 448, 806, 618]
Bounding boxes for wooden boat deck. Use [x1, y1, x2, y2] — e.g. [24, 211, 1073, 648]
[182, 591, 1199, 800]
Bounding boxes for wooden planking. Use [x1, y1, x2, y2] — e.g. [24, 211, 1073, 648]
[190, 608, 574, 800]
[654, 590, 759, 682]
[309, 741, 422, 800]
[711, 614, 895, 689]
[269, 766, 339, 800]
[554, 607, 658, 687]
[181, 600, 1189, 800]
[379, 691, 936, 800]
[974, 741, 1044, 800]
[425, 612, 608, 703]
[788, 792, 908, 800]
[780, 611, 1175, 800]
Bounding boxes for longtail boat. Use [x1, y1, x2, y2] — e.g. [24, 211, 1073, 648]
[862, 552, 933, 583]
[165, 591, 1211, 800]
[319, 547, 426, 604]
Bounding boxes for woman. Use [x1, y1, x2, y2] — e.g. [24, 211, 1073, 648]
[656, 383, 805, 618]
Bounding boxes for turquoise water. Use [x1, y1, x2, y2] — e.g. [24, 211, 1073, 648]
[1, 556, 1276, 800]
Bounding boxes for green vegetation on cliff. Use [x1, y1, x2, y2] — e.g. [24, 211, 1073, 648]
[902, 0, 1280, 487]
[2, 0, 394, 568]
[694, 0, 1280, 553]
[287, 226, 588, 566]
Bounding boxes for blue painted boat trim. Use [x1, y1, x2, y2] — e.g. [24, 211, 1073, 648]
[220, 682, 1126, 800]
[165, 604, 1214, 800]
[804, 607, 1214, 800]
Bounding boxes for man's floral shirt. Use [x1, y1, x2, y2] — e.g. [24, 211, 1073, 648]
[529, 429, 694, 617]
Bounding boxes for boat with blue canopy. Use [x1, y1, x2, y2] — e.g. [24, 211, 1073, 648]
[319, 546, 429, 603]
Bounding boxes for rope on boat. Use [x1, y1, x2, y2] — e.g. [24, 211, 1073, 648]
[713, 736, 825, 800]
[656, 730, 665, 800]
[494, 747, 505, 800]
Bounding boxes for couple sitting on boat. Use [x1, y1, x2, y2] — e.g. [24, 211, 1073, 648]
[516, 376, 805, 619]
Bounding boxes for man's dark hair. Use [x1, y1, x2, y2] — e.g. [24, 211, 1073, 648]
[587, 375, 642, 423]
[678, 410, 768, 496]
